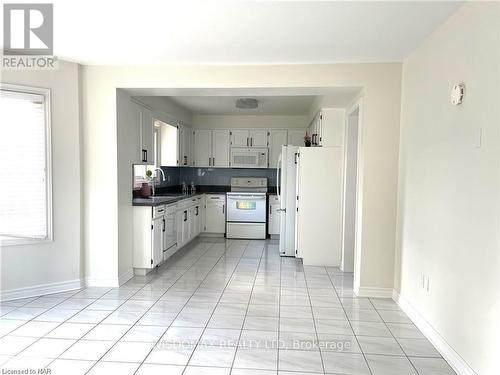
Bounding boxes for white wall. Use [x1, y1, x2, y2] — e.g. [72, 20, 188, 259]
[395, 3, 500, 374]
[135, 96, 193, 125]
[0, 61, 82, 299]
[80, 63, 402, 292]
[193, 115, 307, 129]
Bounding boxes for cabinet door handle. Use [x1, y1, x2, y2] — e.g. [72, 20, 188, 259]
[184, 155, 187, 165]
[246, 137, 249, 147]
[196, 206, 199, 216]
[294, 152, 298, 164]
[208, 157, 211, 166]
[269, 205, 272, 214]
[183, 210, 187, 221]
[142, 149, 147, 163]
[162, 218, 166, 232]
[212, 157, 215, 166]
[222, 204, 225, 214]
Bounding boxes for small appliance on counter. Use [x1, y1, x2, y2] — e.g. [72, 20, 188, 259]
[226, 177, 267, 239]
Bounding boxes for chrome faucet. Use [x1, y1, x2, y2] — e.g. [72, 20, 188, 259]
[152, 168, 165, 196]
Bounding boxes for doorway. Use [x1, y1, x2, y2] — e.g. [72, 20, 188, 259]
[341, 105, 360, 272]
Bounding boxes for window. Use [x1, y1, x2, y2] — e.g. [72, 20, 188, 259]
[0, 84, 52, 246]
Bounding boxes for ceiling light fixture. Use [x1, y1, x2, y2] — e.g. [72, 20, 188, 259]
[235, 98, 258, 109]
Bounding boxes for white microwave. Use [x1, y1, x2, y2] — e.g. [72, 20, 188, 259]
[230, 147, 268, 168]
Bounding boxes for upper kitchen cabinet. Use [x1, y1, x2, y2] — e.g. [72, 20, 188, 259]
[212, 129, 230, 167]
[193, 129, 230, 167]
[268, 129, 288, 168]
[307, 108, 345, 147]
[193, 129, 211, 167]
[288, 129, 306, 147]
[131, 101, 154, 164]
[249, 129, 268, 147]
[230, 129, 267, 147]
[320, 108, 345, 147]
[178, 125, 192, 166]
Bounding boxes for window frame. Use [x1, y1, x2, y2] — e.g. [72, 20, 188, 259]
[0, 83, 53, 247]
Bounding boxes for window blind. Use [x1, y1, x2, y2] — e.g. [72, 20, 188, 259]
[0, 88, 49, 240]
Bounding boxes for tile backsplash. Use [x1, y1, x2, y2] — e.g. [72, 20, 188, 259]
[159, 166, 277, 187]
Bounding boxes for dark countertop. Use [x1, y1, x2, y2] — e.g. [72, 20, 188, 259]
[133, 185, 278, 207]
[133, 192, 226, 207]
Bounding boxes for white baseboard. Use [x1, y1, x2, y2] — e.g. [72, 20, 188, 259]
[84, 276, 119, 288]
[118, 268, 134, 286]
[393, 291, 478, 375]
[0, 278, 83, 302]
[355, 286, 394, 298]
[85, 268, 134, 288]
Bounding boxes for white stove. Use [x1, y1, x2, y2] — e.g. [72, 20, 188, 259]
[226, 177, 267, 239]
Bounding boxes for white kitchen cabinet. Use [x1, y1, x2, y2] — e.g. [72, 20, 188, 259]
[212, 129, 230, 167]
[268, 194, 280, 235]
[307, 109, 345, 147]
[230, 129, 250, 147]
[133, 205, 165, 272]
[249, 129, 268, 147]
[181, 208, 190, 244]
[178, 125, 192, 166]
[204, 194, 226, 233]
[152, 216, 163, 267]
[230, 129, 267, 147]
[131, 101, 154, 164]
[193, 129, 230, 167]
[287, 129, 305, 147]
[319, 108, 345, 147]
[193, 129, 211, 167]
[268, 129, 288, 168]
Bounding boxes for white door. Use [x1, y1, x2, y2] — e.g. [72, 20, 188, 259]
[212, 129, 230, 167]
[152, 217, 163, 267]
[268, 195, 280, 235]
[141, 108, 154, 164]
[249, 129, 268, 147]
[194, 129, 211, 167]
[205, 195, 226, 233]
[231, 129, 250, 147]
[183, 128, 192, 166]
[194, 204, 201, 236]
[176, 210, 184, 247]
[181, 208, 190, 243]
[287, 129, 305, 147]
[268, 130, 288, 168]
[130, 102, 144, 164]
[188, 206, 196, 240]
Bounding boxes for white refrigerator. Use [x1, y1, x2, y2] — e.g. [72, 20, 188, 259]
[295, 147, 343, 266]
[277, 145, 299, 257]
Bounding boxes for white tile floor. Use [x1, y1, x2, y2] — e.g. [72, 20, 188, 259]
[0, 238, 456, 374]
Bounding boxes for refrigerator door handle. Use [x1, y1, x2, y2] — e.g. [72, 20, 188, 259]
[276, 152, 282, 202]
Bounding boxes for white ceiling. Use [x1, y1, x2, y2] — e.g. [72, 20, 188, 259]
[37, 0, 462, 65]
[169, 96, 315, 115]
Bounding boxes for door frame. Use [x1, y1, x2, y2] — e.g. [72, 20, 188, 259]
[341, 97, 364, 292]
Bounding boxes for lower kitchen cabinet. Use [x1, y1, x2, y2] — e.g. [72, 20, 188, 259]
[204, 194, 226, 234]
[133, 205, 167, 272]
[268, 194, 280, 235]
[134, 194, 225, 275]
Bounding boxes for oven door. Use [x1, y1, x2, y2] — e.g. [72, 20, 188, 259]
[226, 193, 267, 223]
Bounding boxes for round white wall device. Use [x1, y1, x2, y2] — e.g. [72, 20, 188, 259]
[451, 83, 465, 105]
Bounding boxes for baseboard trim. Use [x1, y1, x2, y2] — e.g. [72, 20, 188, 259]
[118, 268, 134, 285]
[0, 278, 83, 302]
[393, 291, 478, 375]
[84, 277, 119, 288]
[355, 286, 394, 298]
